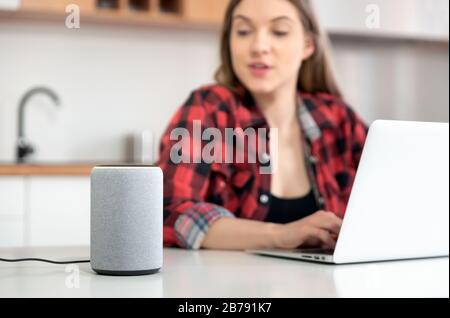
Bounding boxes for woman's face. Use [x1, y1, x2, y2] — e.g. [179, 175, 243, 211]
[230, 0, 314, 96]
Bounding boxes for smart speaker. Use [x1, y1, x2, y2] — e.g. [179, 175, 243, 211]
[90, 165, 163, 276]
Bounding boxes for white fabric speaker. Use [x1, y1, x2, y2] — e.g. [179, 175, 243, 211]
[90, 166, 163, 276]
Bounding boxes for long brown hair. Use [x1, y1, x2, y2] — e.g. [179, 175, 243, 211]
[214, 0, 342, 97]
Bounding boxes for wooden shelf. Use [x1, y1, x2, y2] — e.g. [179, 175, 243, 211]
[3, 1, 447, 43]
[0, 162, 140, 176]
[0, 0, 229, 30]
[0, 164, 97, 176]
[182, 0, 228, 24]
[328, 27, 449, 44]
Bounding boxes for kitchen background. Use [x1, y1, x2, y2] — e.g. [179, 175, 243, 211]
[0, 0, 448, 247]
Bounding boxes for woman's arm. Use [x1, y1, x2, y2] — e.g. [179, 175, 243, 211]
[201, 218, 280, 250]
[202, 211, 342, 251]
[159, 89, 238, 249]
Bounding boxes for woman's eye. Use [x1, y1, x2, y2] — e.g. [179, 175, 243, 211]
[237, 30, 251, 36]
[273, 31, 288, 37]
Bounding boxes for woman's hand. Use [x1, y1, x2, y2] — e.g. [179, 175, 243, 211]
[272, 211, 343, 250]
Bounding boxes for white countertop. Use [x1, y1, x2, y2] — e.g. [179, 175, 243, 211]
[0, 246, 448, 298]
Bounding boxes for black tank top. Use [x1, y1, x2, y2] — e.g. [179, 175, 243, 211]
[265, 190, 318, 224]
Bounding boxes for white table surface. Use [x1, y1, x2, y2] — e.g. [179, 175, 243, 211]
[0, 246, 448, 298]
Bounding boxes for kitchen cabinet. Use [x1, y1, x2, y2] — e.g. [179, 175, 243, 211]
[0, 175, 90, 247]
[28, 177, 90, 247]
[0, 177, 25, 247]
[0, 177, 25, 216]
[0, 221, 24, 248]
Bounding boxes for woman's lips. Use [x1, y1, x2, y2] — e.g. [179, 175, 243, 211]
[248, 63, 273, 77]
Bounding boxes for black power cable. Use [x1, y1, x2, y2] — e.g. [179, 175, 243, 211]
[0, 258, 90, 264]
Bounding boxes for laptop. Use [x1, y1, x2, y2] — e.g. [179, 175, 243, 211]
[249, 120, 449, 264]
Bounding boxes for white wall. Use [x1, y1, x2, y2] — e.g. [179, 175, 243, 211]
[315, 0, 449, 41]
[332, 38, 449, 123]
[0, 20, 220, 163]
[0, 12, 448, 164]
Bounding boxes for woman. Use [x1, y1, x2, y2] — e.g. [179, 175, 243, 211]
[158, 0, 368, 250]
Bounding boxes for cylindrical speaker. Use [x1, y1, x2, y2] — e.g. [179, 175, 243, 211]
[90, 165, 163, 276]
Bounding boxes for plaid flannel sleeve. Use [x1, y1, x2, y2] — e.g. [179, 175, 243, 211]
[157, 90, 236, 250]
[174, 203, 234, 249]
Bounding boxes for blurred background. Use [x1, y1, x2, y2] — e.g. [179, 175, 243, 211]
[0, 0, 448, 163]
[0, 0, 448, 247]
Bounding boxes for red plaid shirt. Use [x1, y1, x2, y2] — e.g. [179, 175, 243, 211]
[158, 84, 368, 249]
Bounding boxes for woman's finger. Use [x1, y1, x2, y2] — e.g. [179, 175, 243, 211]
[309, 211, 342, 235]
[311, 227, 336, 249]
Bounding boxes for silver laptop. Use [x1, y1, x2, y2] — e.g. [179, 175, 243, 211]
[249, 120, 449, 264]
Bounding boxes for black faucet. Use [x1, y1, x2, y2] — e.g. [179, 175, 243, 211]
[17, 87, 60, 164]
